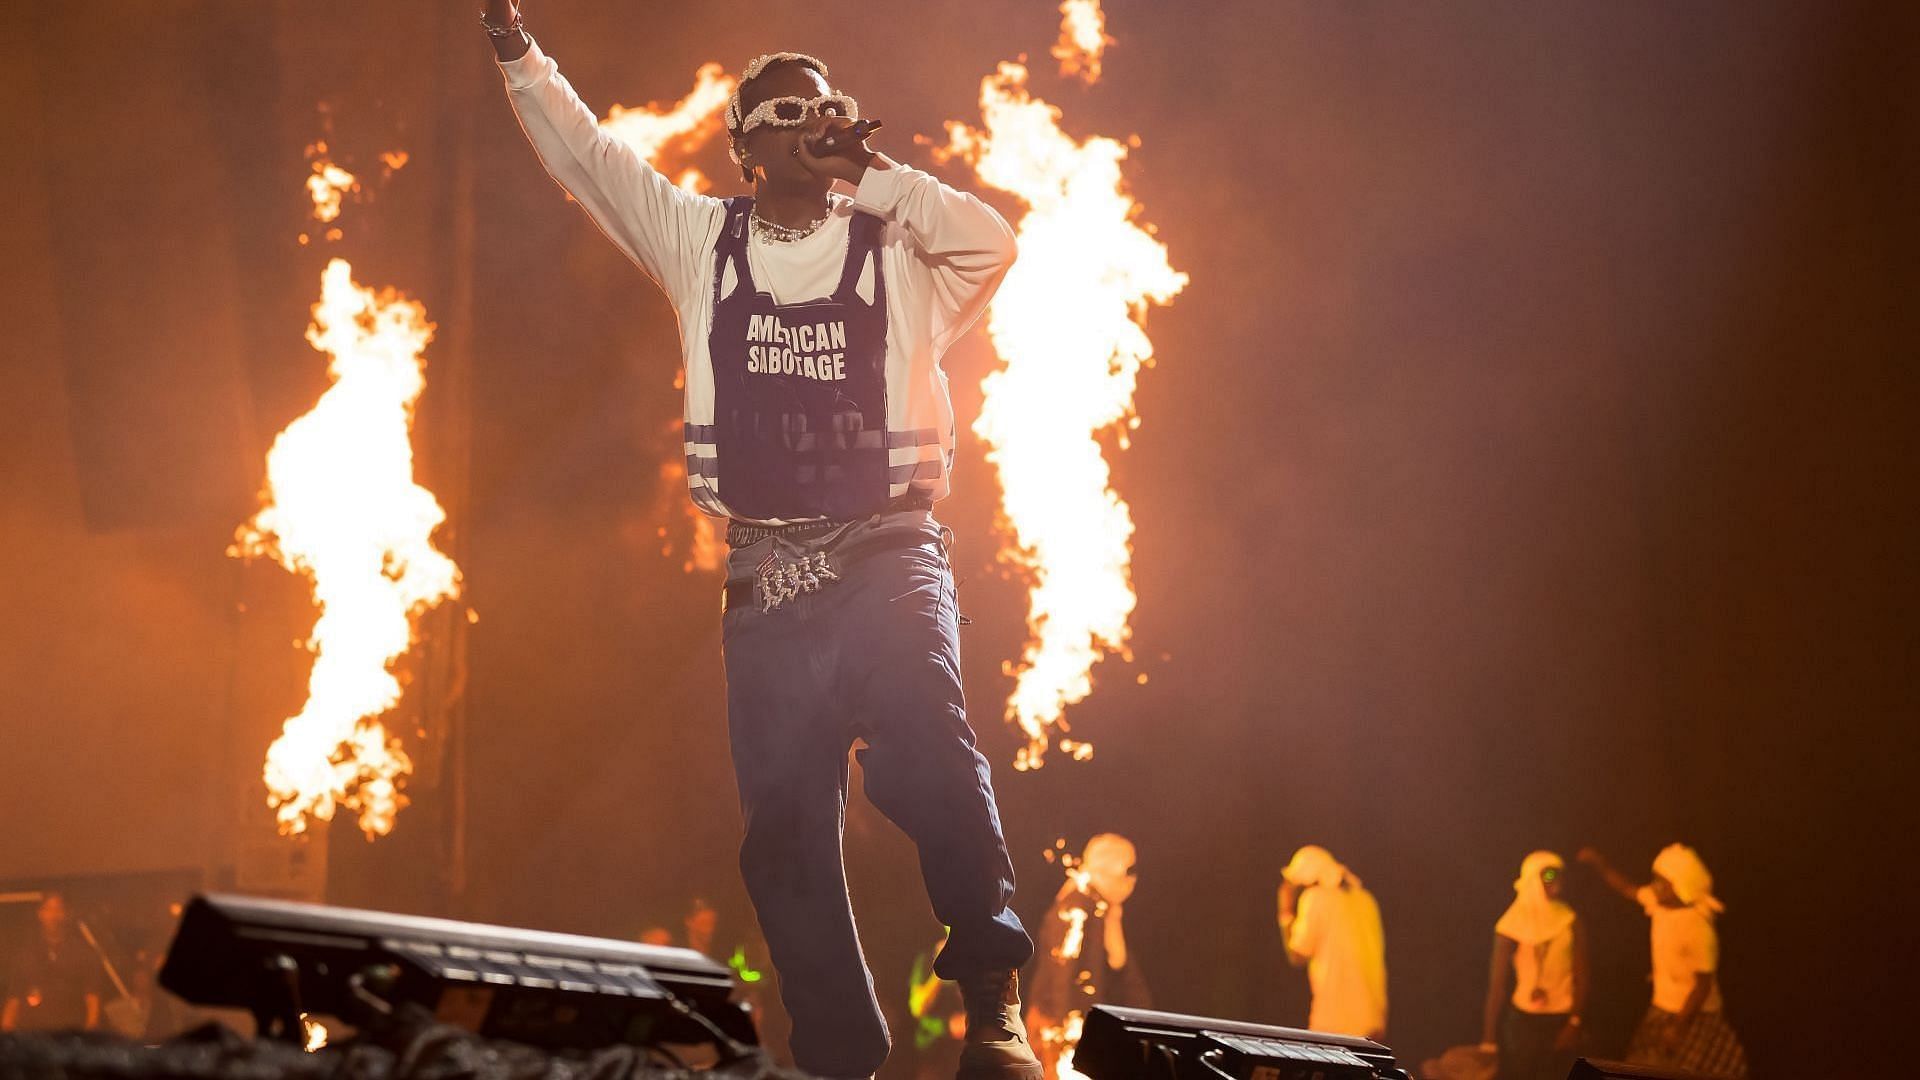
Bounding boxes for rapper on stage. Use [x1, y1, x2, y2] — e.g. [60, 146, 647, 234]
[482, 5, 1038, 1079]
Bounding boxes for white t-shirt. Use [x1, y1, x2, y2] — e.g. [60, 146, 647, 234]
[1288, 883, 1388, 1037]
[499, 39, 1016, 523]
[1637, 886, 1723, 1014]
[1506, 922, 1576, 1014]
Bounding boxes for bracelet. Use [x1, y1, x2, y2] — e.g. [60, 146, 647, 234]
[479, 7, 524, 38]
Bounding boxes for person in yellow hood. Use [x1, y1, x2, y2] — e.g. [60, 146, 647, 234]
[1579, 844, 1747, 1077]
[1480, 851, 1588, 1080]
[1278, 845, 1386, 1039]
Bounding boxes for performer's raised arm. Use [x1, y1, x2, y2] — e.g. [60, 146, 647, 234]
[848, 158, 1019, 352]
[484, 0, 720, 298]
[473, 33, 1046, 1080]
[1576, 846, 1644, 902]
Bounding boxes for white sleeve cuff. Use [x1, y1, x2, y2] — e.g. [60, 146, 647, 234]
[497, 34, 552, 91]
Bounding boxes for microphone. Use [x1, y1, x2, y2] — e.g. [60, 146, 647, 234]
[811, 119, 883, 155]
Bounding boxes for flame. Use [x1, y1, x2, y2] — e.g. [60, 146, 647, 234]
[1051, 848, 1094, 961]
[1034, 1011, 1093, 1080]
[302, 139, 408, 236]
[942, 62, 1187, 769]
[1036, 852, 1102, 1080]
[233, 258, 461, 837]
[1053, 1011, 1092, 1080]
[1057, 905, 1089, 961]
[600, 62, 738, 194]
[306, 160, 358, 224]
[599, 64, 737, 571]
[687, 505, 727, 572]
[302, 1015, 329, 1052]
[1052, 0, 1113, 84]
[645, 419, 727, 575]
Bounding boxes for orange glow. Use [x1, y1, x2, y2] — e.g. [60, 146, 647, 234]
[1053, 1011, 1092, 1080]
[688, 511, 726, 572]
[600, 62, 737, 195]
[649, 447, 727, 576]
[942, 63, 1187, 770]
[232, 259, 461, 837]
[1038, 850, 1100, 1080]
[1052, 0, 1113, 84]
[600, 65, 738, 570]
[1057, 904, 1089, 961]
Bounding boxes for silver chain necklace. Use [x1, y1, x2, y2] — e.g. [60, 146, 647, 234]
[750, 207, 832, 244]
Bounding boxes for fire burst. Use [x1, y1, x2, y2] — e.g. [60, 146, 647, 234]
[1052, 0, 1113, 84]
[1054, 1012, 1092, 1080]
[943, 63, 1187, 770]
[599, 65, 735, 569]
[233, 259, 461, 837]
[1037, 847, 1098, 1080]
[304, 142, 357, 225]
[600, 62, 737, 193]
[302, 1015, 329, 1053]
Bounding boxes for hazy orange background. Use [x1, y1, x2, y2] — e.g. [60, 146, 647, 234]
[1, 2, 1913, 1071]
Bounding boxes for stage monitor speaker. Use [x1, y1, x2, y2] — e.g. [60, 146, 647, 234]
[159, 893, 756, 1055]
[1567, 1061, 1719, 1080]
[1077, 1005, 1409, 1080]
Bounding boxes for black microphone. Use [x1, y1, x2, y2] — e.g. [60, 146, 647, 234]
[811, 119, 883, 155]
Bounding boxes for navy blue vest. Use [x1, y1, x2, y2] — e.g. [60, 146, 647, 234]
[708, 197, 892, 521]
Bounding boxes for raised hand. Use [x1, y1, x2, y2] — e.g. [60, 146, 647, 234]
[482, 0, 530, 61]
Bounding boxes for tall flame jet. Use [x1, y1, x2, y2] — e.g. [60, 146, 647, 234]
[233, 259, 460, 837]
[943, 0, 1187, 770]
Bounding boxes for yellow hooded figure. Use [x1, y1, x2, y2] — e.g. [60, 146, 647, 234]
[1027, 834, 1151, 1075]
[1495, 850, 1576, 946]
[1278, 845, 1386, 1039]
[1651, 843, 1724, 915]
[1482, 851, 1587, 1080]
[1578, 844, 1748, 1077]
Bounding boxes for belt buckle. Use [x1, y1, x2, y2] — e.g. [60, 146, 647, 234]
[754, 547, 840, 613]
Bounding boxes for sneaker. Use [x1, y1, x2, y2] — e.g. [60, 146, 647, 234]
[956, 970, 1044, 1080]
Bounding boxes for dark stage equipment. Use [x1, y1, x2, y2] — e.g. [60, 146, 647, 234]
[1076, 1005, 1409, 1080]
[0, 1024, 809, 1080]
[1567, 1061, 1718, 1080]
[159, 893, 755, 1055]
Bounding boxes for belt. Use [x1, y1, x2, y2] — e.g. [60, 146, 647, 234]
[722, 527, 937, 613]
[724, 493, 934, 548]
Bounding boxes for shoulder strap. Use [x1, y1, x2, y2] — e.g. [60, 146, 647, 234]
[833, 207, 885, 296]
[713, 196, 755, 300]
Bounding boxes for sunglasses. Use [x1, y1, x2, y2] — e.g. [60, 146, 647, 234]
[738, 92, 860, 135]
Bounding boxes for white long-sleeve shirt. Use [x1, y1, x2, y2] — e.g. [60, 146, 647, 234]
[499, 38, 1016, 522]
